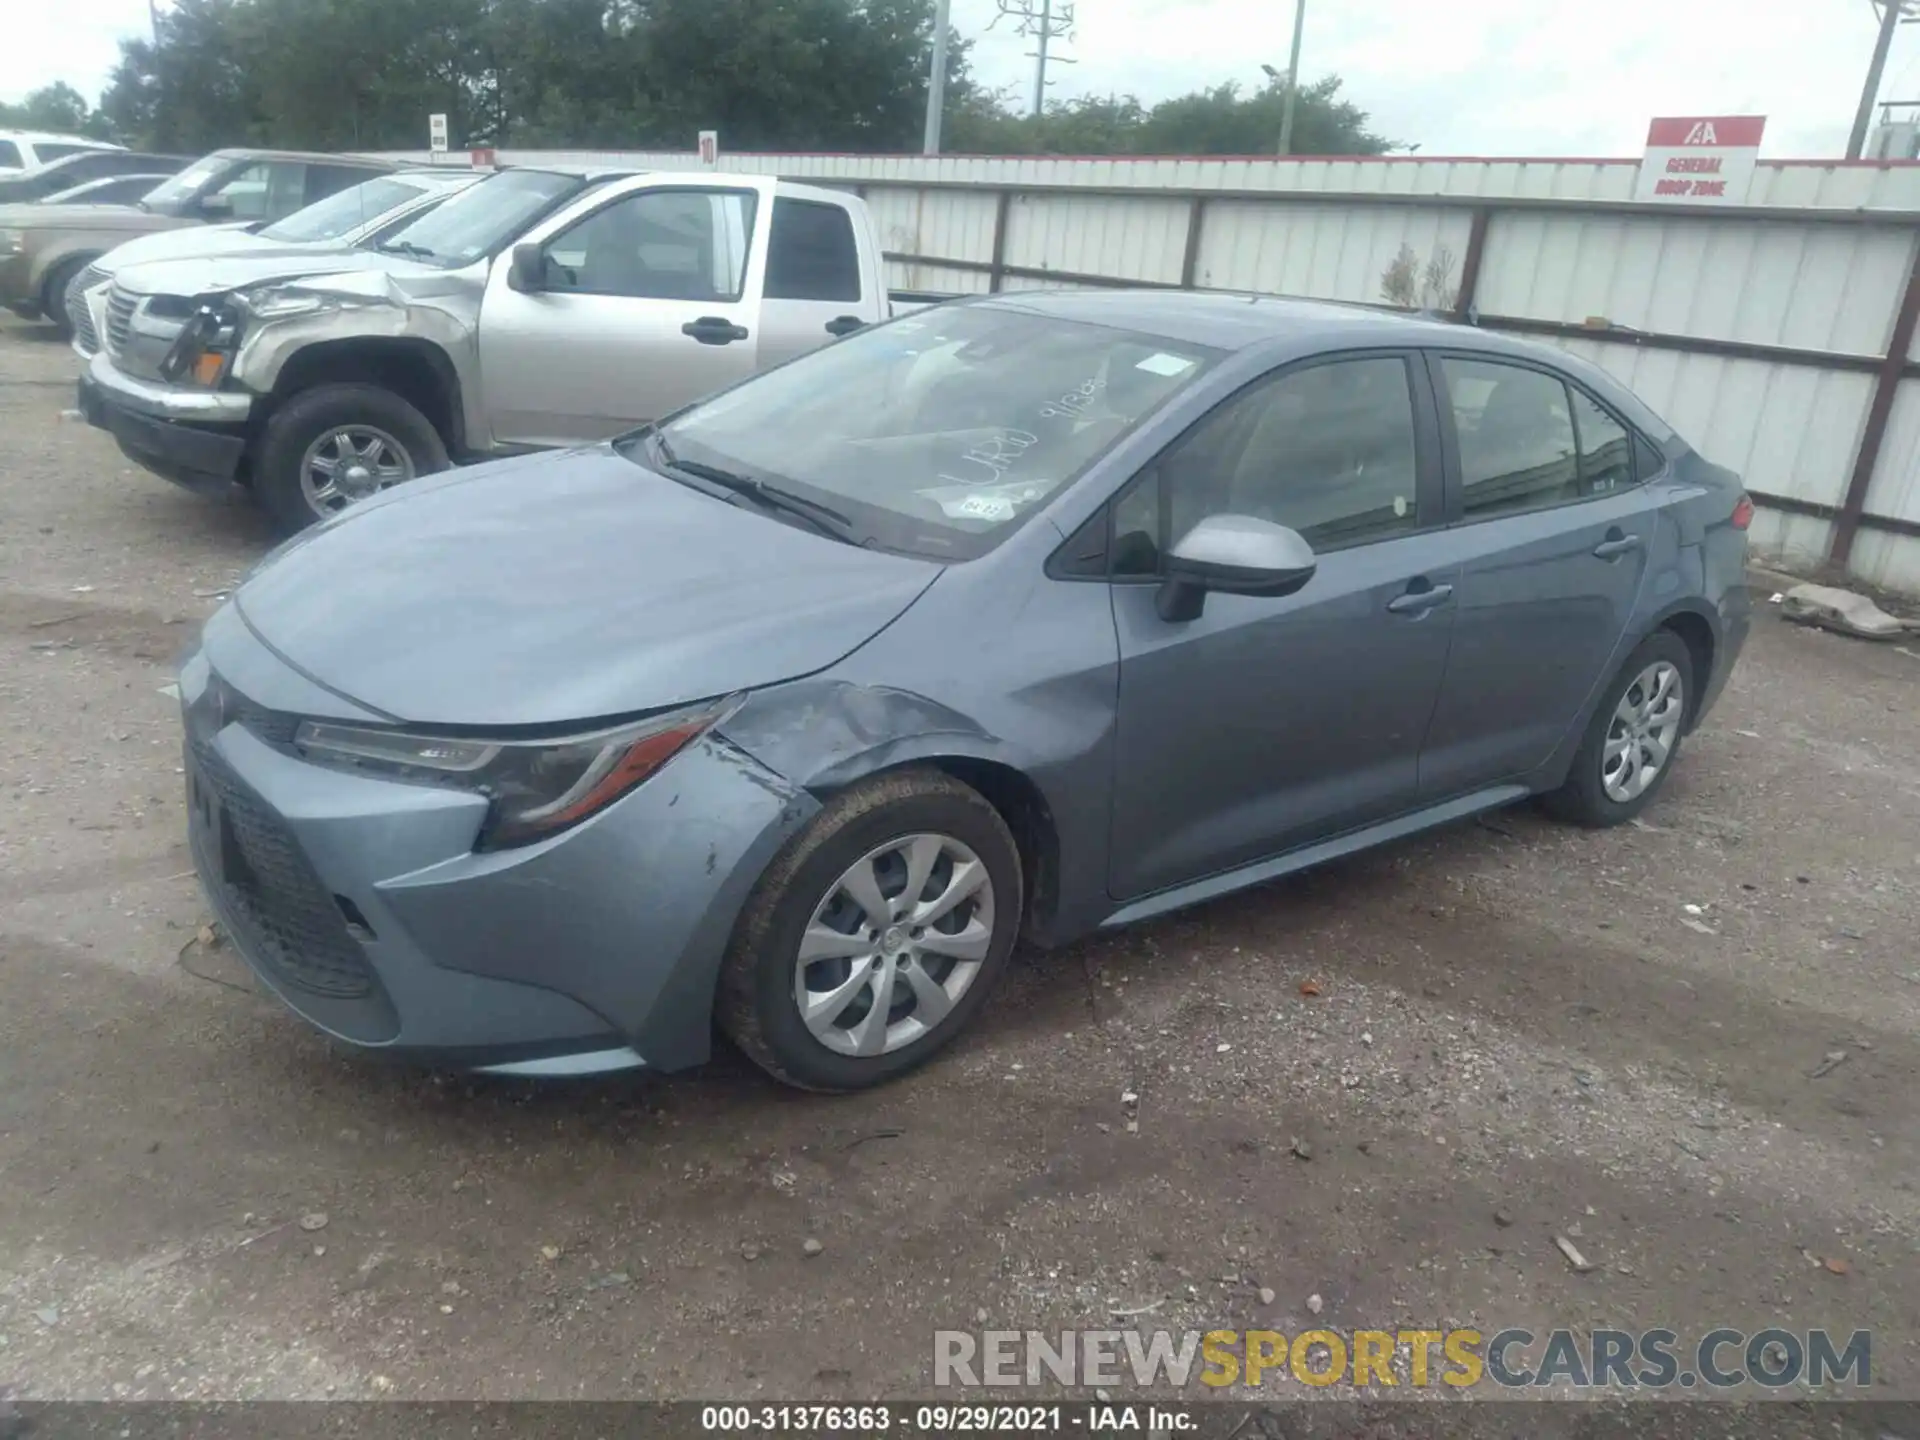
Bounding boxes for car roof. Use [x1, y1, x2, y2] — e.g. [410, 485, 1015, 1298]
[0, 130, 122, 148]
[207, 148, 394, 167]
[968, 288, 1677, 440]
[30, 149, 189, 170]
[390, 169, 487, 189]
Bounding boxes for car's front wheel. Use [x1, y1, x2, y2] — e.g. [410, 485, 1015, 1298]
[1546, 630, 1695, 826]
[253, 384, 450, 535]
[718, 769, 1023, 1091]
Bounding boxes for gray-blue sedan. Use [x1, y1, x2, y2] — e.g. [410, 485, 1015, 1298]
[179, 291, 1752, 1090]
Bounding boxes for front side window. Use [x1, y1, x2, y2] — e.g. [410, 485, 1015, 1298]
[541, 189, 756, 302]
[1112, 356, 1423, 576]
[766, 197, 861, 302]
[1443, 358, 1579, 519]
[641, 304, 1221, 560]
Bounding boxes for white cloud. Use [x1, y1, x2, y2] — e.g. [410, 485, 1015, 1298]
[7, 0, 1919, 160]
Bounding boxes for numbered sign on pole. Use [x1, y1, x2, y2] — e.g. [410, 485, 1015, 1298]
[697, 130, 719, 167]
[429, 113, 449, 153]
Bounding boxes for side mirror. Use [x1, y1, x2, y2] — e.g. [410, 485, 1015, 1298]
[1156, 514, 1317, 622]
[507, 242, 544, 293]
[196, 192, 233, 219]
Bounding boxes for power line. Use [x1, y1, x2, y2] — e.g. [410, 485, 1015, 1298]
[992, 0, 1077, 118]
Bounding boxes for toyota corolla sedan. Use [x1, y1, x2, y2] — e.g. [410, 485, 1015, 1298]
[179, 291, 1751, 1091]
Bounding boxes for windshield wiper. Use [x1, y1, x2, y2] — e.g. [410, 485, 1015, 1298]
[375, 239, 437, 260]
[649, 432, 860, 544]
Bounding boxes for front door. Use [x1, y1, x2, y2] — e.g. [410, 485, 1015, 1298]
[1108, 352, 1459, 901]
[477, 178, 774, 447]
[1417, 353, 1660, 797]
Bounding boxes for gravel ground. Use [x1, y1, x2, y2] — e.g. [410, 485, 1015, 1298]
[1, 316, 1917, 1426]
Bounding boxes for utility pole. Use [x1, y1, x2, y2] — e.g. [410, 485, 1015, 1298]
[1849, 0, 1920, 158]
[923, 0, 951, 154]
[994, 0, 1076, 119]
[1277, 0, 1306, 155]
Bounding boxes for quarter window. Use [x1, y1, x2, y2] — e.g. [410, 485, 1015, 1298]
[0, 142, 22, 168]
[541, 189, 757, 302]
[1112, 355, 1423, 575]
[1442, 358, 1580, 518]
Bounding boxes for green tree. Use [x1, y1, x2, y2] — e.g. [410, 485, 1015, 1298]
[0, 81, 115, 138]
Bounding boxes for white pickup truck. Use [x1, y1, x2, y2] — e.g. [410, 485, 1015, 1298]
[77, 167, 934, 533]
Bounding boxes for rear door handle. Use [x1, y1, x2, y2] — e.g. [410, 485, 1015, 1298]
[682, 316, 750, 345]
[1592, 531, 1643, 560]
[825, 315, 865, 337]
[1386, 581, 1454, 616]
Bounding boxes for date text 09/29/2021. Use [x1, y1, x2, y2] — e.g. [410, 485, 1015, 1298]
[700, 1405, 1195, 1433]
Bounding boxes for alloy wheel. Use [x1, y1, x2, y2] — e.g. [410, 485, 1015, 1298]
[299, 424, 415, 516]
[792, 832, 995, 1057]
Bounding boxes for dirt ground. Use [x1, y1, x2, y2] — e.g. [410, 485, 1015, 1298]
[2, 315, 1918, 1423]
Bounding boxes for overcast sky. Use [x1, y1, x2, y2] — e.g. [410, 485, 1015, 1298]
[7, 0, 1919, 158]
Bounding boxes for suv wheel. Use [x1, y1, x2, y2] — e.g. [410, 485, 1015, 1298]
[40, 256, 91, 342]
[718, 769, 1023, 1092]
[254, 384, 450, 535]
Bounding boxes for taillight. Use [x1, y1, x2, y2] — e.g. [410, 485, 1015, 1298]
[1731, 494, 1754, 531]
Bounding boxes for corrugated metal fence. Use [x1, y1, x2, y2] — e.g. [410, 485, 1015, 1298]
[377, 148, 1920, 591]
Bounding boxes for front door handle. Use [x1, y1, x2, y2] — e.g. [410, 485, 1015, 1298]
[825, 315, 865, 337]
[1386, 581, 1454, 616]
[1592, 530, 1643, 560]
[682, 316, 750, 346]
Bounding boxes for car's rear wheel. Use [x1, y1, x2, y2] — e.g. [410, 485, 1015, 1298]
[253, 384, 450, 536]
[718, 769, 1023, 1092]
[1545, 630, 1694, 827]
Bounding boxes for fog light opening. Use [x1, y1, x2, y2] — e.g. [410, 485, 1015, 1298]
[334, 895, 377, 942]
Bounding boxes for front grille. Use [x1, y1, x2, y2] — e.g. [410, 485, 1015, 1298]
[104, 285, 136, 355]
[67, 264, 106, 356]
[188, 732, 376, 1000]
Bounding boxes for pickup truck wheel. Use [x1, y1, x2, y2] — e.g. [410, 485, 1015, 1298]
[254, 384, 450, 535]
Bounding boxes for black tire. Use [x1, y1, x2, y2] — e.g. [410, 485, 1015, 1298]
[717, 768, 1024, 1092]
[1544, 630, 1695, 827]
[40, 255, 91, 341]
[252, 383, 450, 537]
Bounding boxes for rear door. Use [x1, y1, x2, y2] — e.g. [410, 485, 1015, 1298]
[1416, 352, 1660, 798]
[477, 175, 776, 447]
[757, 193, 881, 365]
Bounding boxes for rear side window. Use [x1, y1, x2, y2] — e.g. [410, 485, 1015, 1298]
[1442, 358, 1579, 519]
[1569, 388, 1633, 494]
[0, 141, 22, 168]
[766, 197, 861, 302]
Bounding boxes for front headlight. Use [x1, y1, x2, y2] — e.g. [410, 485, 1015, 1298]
[292, 696, 738, 849]
[236, 285, 331, 319]
[0, 229, 22, 255]
[162, 298, 242, 387]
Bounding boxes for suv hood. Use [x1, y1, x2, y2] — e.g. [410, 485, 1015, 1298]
[232, 447, 943, 728]
[114, 246, 440, 300]
[0, 201, 186, 233]
[93, 221, 262, 273]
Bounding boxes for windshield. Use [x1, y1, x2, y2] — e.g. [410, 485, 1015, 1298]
[373, 169, 583, 267]
[647, 304, 1222, 560]
[259, 176, 427, 243]
[139, 153, 229, 210]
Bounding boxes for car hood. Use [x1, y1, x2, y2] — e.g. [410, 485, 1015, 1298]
[93, 222, 266, 272]
[114, 246, 439, 300]
[0, 201, 185, 234]
[232, 447, 944, 728]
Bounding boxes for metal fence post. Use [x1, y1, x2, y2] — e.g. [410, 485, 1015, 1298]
[1179, 196, 1207, 288]
[1832, 235, 1920, 568]
[987, 191, 1013, 293]
[1452, 206, 1490, 322]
